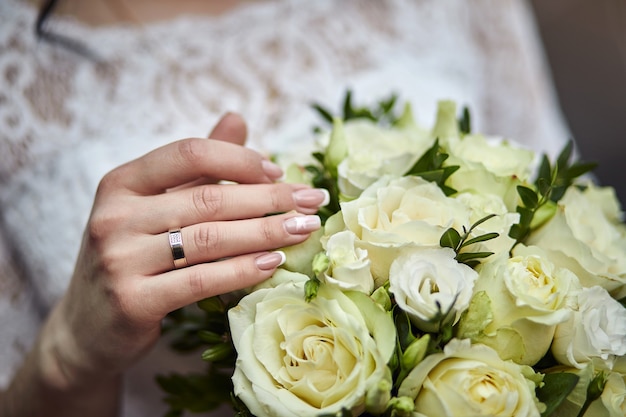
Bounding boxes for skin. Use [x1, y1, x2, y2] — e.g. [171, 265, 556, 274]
[0, 113, 325, 416]
[32, 0, 257, 26]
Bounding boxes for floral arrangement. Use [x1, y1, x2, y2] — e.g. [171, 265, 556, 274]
[158, 93, 626, 417]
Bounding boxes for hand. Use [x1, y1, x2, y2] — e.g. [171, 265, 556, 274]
[39, 114, 327, 390]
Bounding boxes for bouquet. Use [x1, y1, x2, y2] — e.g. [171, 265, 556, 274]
[158, 93, 626, 417]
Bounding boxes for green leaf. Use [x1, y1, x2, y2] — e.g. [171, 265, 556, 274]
[455, 251, 494, 263]
[196, 297, 225, 314]
[440, 228, 462, 250]
[201, 343, 233, 362]
[556, 140, 574, 171]
[458, 106, 471, 134]
[461, 232, 500, 248]
[311, 103, 334, 124]
[197, 330, 224, 344]
[517, 185, 539, 209]
[536, 372, 579, 417]
[566, 161, 598, 179]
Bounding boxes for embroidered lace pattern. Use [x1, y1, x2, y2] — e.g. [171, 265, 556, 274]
[0, 0, 568, 414]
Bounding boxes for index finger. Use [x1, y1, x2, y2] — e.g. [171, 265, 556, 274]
[112, 138, 283, 195]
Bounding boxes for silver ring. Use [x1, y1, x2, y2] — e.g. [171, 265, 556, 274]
[168, 229, 188, 269]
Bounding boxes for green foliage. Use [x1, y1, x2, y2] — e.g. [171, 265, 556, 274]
[509, 141, 597, 250]
[404, 139, 459, 196]
[312, 89, 401, 128]
[159, 297, 238, 415]
[536, 372, 580, 417]
[439, 214, 499, 268]
[157, 367, 235, 416]
[458, 106, 471, 135]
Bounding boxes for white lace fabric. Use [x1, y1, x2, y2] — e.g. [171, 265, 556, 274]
[0, 0, 569, 415]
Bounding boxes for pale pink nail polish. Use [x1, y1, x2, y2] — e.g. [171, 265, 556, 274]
[283, 215, 321, 234]
[255, 251, 286, 271]
[261, 160, 283, 180]
[293, 188, 330, 208]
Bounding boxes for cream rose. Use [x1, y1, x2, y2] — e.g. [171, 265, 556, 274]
[229, 279, 395, 417]
[454, 191, 519, 255]
[322, 230, 374, 294]
[398, 339, 544, 417]
[340, 175, 472, 283]
[327, 119, 431, 199]
[552, 286, 626, 370]
[446, 135, 535, 210]
[460, 247, 578, 365]
[528, 183, 626, 293]
[388, 247, 478, 332]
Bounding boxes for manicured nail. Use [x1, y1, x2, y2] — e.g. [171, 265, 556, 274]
[283, 215, 321, 234]
[255, 251, 286, 271]
[293, 188, 330, 208]
[261, 160, 283, 180]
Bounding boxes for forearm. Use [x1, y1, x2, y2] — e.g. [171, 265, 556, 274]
[0, 308, 122, 417]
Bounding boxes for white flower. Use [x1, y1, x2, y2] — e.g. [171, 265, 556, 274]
[330, 119, 431, 199]
[322, 230, 374, 294]
[229, 280, 395, 417]
[454, 191, 519, 255]
[528, 183, 626, 293]
[552, 286, 626, 370]
[446, 135, 535, 210]
[461, 247, 578, 365]
[340, 175, 472, 283]
[399, 339, 543, 417]
[389, 247, 477, 332]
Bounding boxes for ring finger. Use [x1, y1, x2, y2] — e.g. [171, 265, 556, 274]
[138, 212, 321, 274]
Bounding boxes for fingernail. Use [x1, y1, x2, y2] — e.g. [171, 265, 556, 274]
[261, 160, 283, 180]
[283, 215, 321, 234]
[255, 251, 286, 271]
[293, 188, 330, 208]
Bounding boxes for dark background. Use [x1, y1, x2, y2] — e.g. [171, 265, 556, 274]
[531, 0, 626, 207]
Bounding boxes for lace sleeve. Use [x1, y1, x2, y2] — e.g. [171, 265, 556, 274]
[0, 236, 42, 389]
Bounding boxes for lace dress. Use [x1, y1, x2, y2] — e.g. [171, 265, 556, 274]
[0, 0, 569, 415]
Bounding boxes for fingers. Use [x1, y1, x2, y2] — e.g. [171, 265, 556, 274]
[140, 252, 287, 314]
[137, 183, 329, 233]
[133, 212, 321, 274]
[109, 138, 283, 195]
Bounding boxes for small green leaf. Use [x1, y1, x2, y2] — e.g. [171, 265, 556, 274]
[440, 228, 462, 249]
[458, 106, 471, 134]
[536, 372, 579, 417]
[201, 343, 233, 362]
[311, 103, 334, 124]
[455, 251, 494, 263]
[517, 185, 539, 209]
[461, 232, 500, 248]
[197, 330, 224, 344]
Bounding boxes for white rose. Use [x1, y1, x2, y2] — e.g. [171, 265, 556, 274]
[322, 230, 374, 294]
[460, 247, 578, 365]
[332, 119, 432, 199]
[446, 135, 535, 210]
[389, 247, 478, 332]
[454, 191, 519, 255]
[340, 175, 472, 283]
[399, 339, 543, 417]
[552, 286, 626, 370]
[528, 183, 626, 293]
[229, 280, 395, 417]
